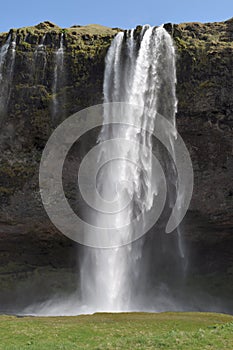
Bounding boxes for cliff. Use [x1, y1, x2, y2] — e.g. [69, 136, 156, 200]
[0, 20, 232, 312]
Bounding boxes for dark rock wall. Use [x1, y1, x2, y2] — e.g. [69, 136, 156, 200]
[174, 20, 233, 225]
[0, 23, 118, 224]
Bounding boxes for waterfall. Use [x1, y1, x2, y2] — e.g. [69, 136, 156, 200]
[34, 34, 47, 84]
[0, 35, 11, 82]
[52, 33, 64, 124]
[0, 34, 16, 122]
[80, 26, 185, 313]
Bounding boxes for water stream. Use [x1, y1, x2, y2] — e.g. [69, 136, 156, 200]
[0, 34, 16, 121]
[52, 33, 64, 124]
[80, 25, 185, 313]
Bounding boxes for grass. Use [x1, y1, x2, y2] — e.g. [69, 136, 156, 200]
[0, 312, 232, 349]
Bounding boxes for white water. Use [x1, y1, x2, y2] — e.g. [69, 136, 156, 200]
[21, 25, 186, 316]
[0, 34, 16, 119]
[80, 26, 184, 313]
[34, 34, 47, 83]
[52, 33, 64, 122]
[0, 35, 11, 82]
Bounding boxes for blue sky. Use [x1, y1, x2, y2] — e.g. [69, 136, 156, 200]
[0, 0, 232, 32]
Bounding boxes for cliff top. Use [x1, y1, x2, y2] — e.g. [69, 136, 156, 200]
[0, 21, 120, 37]
[1, 18, 233, 46]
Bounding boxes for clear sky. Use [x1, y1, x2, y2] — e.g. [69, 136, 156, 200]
[0, 0, 232, 33]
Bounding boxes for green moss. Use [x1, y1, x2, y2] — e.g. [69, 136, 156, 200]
[0, 187, 14, 195]
[20, 41, 32, 50]
[175, 37, 188, 50]
[199, 80, 216, 89]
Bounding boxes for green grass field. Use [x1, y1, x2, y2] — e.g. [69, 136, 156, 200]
[0, 312, 232, 349]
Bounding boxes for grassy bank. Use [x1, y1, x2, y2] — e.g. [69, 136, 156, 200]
[0, 312, 232, 349]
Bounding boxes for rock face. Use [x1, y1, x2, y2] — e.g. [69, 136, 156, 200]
[174, 20, 233, 225]
[0, 20, 232, 312]
[0, 24, 119, 223]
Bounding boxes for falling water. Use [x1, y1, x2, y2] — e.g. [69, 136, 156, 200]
[52, 33, 64, 124]
[80, 26, 185, 313]
[0, 35, 11, 120]
[33, 34, 47, 83]
[0, 35, 11, 81]
[0, 34, 16, 121]
[20, 25, 186, 317]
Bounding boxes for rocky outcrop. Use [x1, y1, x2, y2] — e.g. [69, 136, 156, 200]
[0, 23, 119, 224]
[174, 19, 233, 225]
[0, 20, 232, 312]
